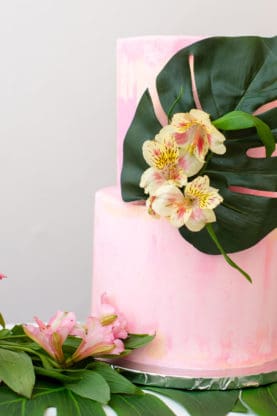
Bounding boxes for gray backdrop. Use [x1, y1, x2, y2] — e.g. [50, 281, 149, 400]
[0, 0, 276, 322]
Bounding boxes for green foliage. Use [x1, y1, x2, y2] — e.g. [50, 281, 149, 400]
[145, 387, 238, 416]
[241, 384, 277, 415]
[0, 365, 276, 415]
[109, 392, 176, 416]
[124, 333, 155, 350]
[0, 381, 106, 416]
[0, 348, 35, 398]
[121, 36, 277, 254]
[213, 111, 275, 157]
[88, 361, 140, 394]
[65, 370, 110, 404]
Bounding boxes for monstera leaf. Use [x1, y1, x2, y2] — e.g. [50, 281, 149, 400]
[121, 36, 277, 254]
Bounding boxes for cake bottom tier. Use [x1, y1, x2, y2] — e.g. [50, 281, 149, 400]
[92, 186, 277, 377]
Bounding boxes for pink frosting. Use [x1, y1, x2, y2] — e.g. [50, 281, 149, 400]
[92, 36, 277, 377]
[117, 36, 203, 183]
[92, 187, 277, 376]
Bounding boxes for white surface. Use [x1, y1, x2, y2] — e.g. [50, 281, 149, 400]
[0, 1, 276, 322]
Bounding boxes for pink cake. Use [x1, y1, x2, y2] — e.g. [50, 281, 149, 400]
[92, 36, 277, 378]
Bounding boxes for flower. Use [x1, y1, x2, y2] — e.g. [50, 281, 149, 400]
[23, 310, 76, 363]
[21, 295, 131, 367]
[99, 293, 128, 339]
[151, 175, 223, 231]
[0, 273, 7, 280]
[140, 126, 187, 194]
[170, 109, 226, 175]
[71, 316, 124, 363]
[68, 295, 128, 363]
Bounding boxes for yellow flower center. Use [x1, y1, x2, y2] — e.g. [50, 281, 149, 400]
[153, 143, 179, 170]
[187, 187, 211, 209]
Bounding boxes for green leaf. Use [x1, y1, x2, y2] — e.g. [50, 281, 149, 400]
[0, 329, 11, 339]
[0, 348, 35, 398]
[0, 381, 106, 416]
[121, 89, 162, 202]
[89, 361, 140, 394]
[156, 36, 277, 120]
[241, 384, 277, 415]
[145, 387, 238, 416]
[121, 36, 277, 254]
[231, 396, 249, 413]
[110, 393, 175, 416]
[35, 366, 83, 383]
[213, 110, 275, 157]
[124, 333, 155, 350]
[0, 313, 5, 329]
[65, 370, 110, 404]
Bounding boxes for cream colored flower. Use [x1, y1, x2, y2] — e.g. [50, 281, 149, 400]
[170, 109, 226, 176]
[151, 175, 223, 231]
[185, 175, 223, 231]
[140, 126, 187, 194]
[151, 184, 192, 228]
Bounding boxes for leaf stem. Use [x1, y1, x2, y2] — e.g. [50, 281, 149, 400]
[206, 223, 252, 283]
[167, 86, 184, 123]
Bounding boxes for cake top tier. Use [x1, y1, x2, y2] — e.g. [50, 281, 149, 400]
[117, 36, 277, 271]
[117, 36, 203, 181]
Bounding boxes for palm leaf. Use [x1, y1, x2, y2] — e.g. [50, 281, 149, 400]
[121, 36, 277, 254]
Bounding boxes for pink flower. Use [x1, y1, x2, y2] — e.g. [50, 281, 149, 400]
[69, 295, 128, 363]
[23, 311, 76, 364]
[71, 316, 124, 363]
[99, 293, 128, 340]
[0, 273, 7, 280]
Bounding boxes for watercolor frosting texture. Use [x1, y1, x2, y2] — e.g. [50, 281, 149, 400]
[92, 36, 277, 377]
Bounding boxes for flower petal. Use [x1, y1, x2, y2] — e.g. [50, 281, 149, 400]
[186, 208, 216, 231]
[185, 175, 223, 209]
[178, 149, 204, 177]
[72, 317, 115, 361]
[171, 113, 192, 134]
[189, 109, 211, 124]
[140, 167, 167, 194]
[142, 135, 179, 170]
[154, 125, 175, 143]
[152, 184, 192, 227]
[208, 125, 227, 154]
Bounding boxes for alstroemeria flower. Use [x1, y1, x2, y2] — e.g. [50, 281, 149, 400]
[152, 175, 223, 231]
[184, 175, 223, 231]
[23, 311, 76, 363]
[71, 316, 124, 363]
[151, 184, 192, 228]
[170, 110, 226, 175]
[99, 293, 128, 339]
[140, 126, 187, 194]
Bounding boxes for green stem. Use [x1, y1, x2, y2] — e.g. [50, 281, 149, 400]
[206, 223, 252, 283]
[1, 334, 30, 339]
[167, 86, 184, 123]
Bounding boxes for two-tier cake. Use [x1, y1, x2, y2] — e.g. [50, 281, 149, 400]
[92, 36, 277, 381]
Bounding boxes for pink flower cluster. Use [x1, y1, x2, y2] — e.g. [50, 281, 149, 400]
[23, 294, 128, 366]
